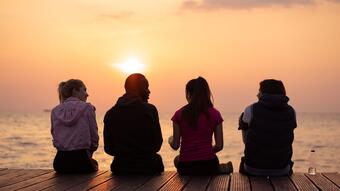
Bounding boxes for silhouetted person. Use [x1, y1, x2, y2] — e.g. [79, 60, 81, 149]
[169, 77, 233, 175]
[51, 79, 99, 173]
[239, 79, 297, 176]
[104, 73, 164, 175]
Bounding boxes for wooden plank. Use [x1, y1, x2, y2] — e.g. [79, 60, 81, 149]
[89, 174, 152, 191]
[0, 171, 57, 191]
[0, 169, 53, 188]
[19, 171, 103, 191]
[289, 173, 318, 191]
[183, 176, 211, 191]
[43, 171, 107, 191]
[323, 173, 340, 188]
[249, 176, 273, 191]
[306, 173, 340, 191]
[270, 176, 297, 191]
[206, 175, 230, 191]
[87, 175, 121, 191]
[159, 173, 190, 191]
[136, 171, 176, 191]
[0, 169, 27, 181]
[230, 173, 251, 191]
[0, 169, 7, 171]
[112, 176, 152, 191]
[65, 171, 113, 191]
[0, 169, 24, 176]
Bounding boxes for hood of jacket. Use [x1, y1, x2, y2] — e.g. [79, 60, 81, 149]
[258, 94, 290, 109]
[52, 97, 89, 126]
[115, 93, 144, 107]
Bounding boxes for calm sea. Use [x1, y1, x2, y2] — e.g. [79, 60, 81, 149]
[0, 112, 339, 172]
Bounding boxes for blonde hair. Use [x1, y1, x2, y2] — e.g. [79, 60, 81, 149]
[58, 79, 85, 103]
[58, 82, 66, 103]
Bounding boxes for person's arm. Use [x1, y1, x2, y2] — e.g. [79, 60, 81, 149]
[87, 105, 99, 154]
[169, 122, 181, 150]
[50, 112, 54, 135]
[213, 123, 223, 153]
[149, 105, 163, 152]
[238, 105, 252, 130]
[240, 105, 252, 144]
[103, 110, 115, 156]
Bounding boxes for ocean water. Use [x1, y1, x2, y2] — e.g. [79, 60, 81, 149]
[0, 112, 339, 173]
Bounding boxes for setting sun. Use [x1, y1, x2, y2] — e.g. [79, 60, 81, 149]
[114, 58, 146, 75]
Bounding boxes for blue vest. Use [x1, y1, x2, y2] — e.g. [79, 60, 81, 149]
[245, 95, 297, 169]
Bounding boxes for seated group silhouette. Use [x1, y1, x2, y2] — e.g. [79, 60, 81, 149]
[51, 73, 296, 176]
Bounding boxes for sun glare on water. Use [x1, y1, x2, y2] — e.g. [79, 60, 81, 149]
[114, 58, 146, 74]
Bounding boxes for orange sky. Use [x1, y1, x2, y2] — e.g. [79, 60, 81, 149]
[1, 0, 340, 113]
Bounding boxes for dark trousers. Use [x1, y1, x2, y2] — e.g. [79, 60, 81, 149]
[239, 156, 293, 176]
[53, 149, 98, 173]
[111, 154, 164, 175]
[176, 157, 220, 175]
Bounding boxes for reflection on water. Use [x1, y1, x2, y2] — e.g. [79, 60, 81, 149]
[0, 112, 339, 172]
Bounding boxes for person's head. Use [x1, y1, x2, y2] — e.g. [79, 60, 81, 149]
[185, 76, 213, 106]
[124, 73, 150, 102]
[183, 76, 213, 127]
[59, 79, 88, 102]
[258, 79, 286, 98]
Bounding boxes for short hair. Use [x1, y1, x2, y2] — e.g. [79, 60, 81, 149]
[259, 79, 286, 95]
[124, 73, 147, 92]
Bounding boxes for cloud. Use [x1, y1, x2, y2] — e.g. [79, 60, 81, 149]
[181, 0, 316, 10]
[97, 11, 134, 21]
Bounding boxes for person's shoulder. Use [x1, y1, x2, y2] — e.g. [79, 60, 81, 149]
[51, 104, 62, 116]
[85, 102, 95, 109]
[286, 104, 296, 115]
[244, 104, 254, 112]
[209, 107, 220, 112]
[173, 106, 186, 116]
[104, 103, 118, 115]
[209, 107, 222, 115]
[141, 102, 160, 115]
[144, 102, 156, 109]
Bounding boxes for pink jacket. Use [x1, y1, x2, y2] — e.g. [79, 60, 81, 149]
[51, 97, 99, 152]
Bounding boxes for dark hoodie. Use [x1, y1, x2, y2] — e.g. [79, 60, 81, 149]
[103, 94, 164, 174]
[244, 94, 297, 169]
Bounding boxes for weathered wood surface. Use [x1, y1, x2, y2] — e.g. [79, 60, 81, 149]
[0, 169, 339, 191]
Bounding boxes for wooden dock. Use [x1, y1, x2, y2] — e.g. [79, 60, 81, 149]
[0, 168, 339, 190]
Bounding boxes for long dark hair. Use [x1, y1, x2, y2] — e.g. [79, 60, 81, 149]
[182, 77, 213, 128]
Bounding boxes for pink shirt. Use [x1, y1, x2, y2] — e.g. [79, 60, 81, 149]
[171, 107, 224, 161]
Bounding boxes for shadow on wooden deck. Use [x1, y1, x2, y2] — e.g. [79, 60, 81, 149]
[0, 168, 339, 191]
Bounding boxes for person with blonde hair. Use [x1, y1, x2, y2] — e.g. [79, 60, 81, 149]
[51, 79, 99, 173]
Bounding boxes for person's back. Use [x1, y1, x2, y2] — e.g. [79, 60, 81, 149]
[172, 107, 221, 162]
[239, 79, 297, 176]
[104, 73, 164, 175]
[51, 79, 99, 173]
[169, 77, 233, 175]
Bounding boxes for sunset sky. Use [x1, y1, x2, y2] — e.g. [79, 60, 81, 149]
[1, 0, 339, 113]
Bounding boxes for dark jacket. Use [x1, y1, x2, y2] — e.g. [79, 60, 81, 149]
[241, 94, 297, 169]
[104, 94, 164, 174]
